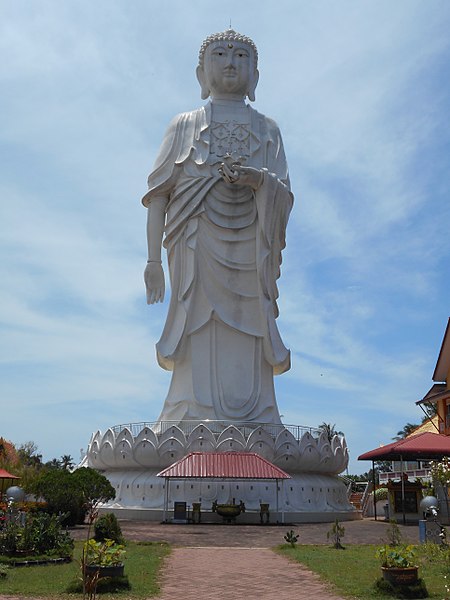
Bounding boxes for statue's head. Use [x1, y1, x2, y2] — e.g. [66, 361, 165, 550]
[197, 29, 259, 101]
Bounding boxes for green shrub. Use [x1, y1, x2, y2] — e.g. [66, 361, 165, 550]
[376, 544, 416, 568]
[94, 513, 124, 545]
[0, 563, 9, 578]
[284, 530, 299, 547]
[0, 521, 21, 554]
[374, 487, 388, 502]
[0, 513, 73, 557]
[84, 538, 126, 567]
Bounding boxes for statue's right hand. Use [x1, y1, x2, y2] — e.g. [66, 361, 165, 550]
[144, 262, 165, 304]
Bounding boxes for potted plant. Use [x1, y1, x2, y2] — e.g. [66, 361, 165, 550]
[84, 538, 126, 578]
[376, 544, 418, 585]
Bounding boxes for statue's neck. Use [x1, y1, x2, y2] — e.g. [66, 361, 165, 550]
[210, 97, 249, 123]
[211, 96, 247, 107]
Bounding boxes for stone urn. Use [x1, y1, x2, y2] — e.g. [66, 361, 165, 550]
[212, 500, 245, 523]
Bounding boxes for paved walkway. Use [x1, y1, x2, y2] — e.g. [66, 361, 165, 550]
[159, 546, 345, 600]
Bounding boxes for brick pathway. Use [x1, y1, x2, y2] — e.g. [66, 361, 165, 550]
[158, 547, 346, 600]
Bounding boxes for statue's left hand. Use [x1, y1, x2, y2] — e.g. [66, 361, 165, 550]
[219, 162, 263, 190]
[144, 262, 165, 304]
[233, 165, 264, 190]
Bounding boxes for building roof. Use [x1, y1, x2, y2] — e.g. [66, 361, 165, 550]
[433, 318, 450, 382]
[157, 452, 291, 480]
[0, 469, 19, 480]
[358, 432, 450, 461]
[417, 383, 448, 406]
[406, 415, 439, 435]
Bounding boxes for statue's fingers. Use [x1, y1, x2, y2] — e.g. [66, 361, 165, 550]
[150, 288, 158, 305]
[222, 162, 233, 177]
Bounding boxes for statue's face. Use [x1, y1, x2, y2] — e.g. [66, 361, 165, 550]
[202, 40, 255, 98]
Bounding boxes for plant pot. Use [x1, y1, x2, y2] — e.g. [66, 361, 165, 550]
[381, 566, 418, 586]
[85, 563, 125, 579]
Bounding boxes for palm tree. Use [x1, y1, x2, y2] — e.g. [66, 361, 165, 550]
[60, 455, 75, 471]
[392, 423, 419, 441]
[318, 422, 344, 443]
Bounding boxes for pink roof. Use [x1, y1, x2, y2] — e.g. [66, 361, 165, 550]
[358, 432, 450, 461]
[0, 469, 19, 480]
[157, 452, 291, 480]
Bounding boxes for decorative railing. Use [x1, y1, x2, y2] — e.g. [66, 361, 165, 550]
[109, 420, 323, 442]
[379, 468, 431, 483]
[86, 419, 349, 475]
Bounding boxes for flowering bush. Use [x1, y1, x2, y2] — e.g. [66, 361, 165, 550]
[430, 458, 450, 485]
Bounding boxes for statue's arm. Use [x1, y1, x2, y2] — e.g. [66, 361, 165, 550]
[144, 196, 168, 304]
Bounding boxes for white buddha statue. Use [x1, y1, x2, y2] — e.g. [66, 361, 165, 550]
[143, 29, 293, 425]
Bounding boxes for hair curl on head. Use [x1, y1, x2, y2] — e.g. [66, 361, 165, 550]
[198, 29, 258, 68]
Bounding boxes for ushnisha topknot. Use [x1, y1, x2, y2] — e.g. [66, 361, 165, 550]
[198, 28, 258, 68]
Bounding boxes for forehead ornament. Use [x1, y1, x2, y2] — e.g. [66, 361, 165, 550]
[198, 28, 258, 67]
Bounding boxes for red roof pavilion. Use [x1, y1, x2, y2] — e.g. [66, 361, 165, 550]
[358, 432, 450, 462]
[157, 452, 290, 522]
[157, 451, 291, 480]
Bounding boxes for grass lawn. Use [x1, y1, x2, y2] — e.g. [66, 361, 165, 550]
[0, 540, 170, 598]
[278, 544, 450, 599]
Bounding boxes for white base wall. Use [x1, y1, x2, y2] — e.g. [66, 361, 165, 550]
[97, 469, 359, 522]
[98, 506, 361, 524]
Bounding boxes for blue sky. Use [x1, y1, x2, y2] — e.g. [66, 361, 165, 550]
[1, 0, 449, 474]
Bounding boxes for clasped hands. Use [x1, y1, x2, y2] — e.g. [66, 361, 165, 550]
[218, 155, 263, 190]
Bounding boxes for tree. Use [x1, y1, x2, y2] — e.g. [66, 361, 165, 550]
[72, 467, 116, 517]
[0, 438, 18, 468]
[33, 469, 80, 525]
[420, 403, 438, 422]
[17, 441, 43, 468]
[318, 422, 344, 443]
[392, 423, 419, 441]
[33, 467, 116, 526]
[45, 458, 62, 470]
[60, 454, 75, 471]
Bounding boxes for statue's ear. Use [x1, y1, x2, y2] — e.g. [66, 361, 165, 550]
[247, 68, 259, 102]
[196, 65, 210, 100]
[247, 69, 259, 102]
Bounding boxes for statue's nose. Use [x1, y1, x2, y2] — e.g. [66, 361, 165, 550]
[225, 52, 236, 68]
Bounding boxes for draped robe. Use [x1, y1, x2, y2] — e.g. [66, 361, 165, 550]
[143, 102, 293, 424]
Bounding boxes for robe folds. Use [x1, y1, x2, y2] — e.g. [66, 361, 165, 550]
[143, 102, 293, 424]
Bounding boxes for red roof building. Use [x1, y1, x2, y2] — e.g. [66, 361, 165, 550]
[157, 452, 291, 480]
[157, 452, 290, 522]
[358, 432, 450, 462]
[0, 468, 20, 498]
